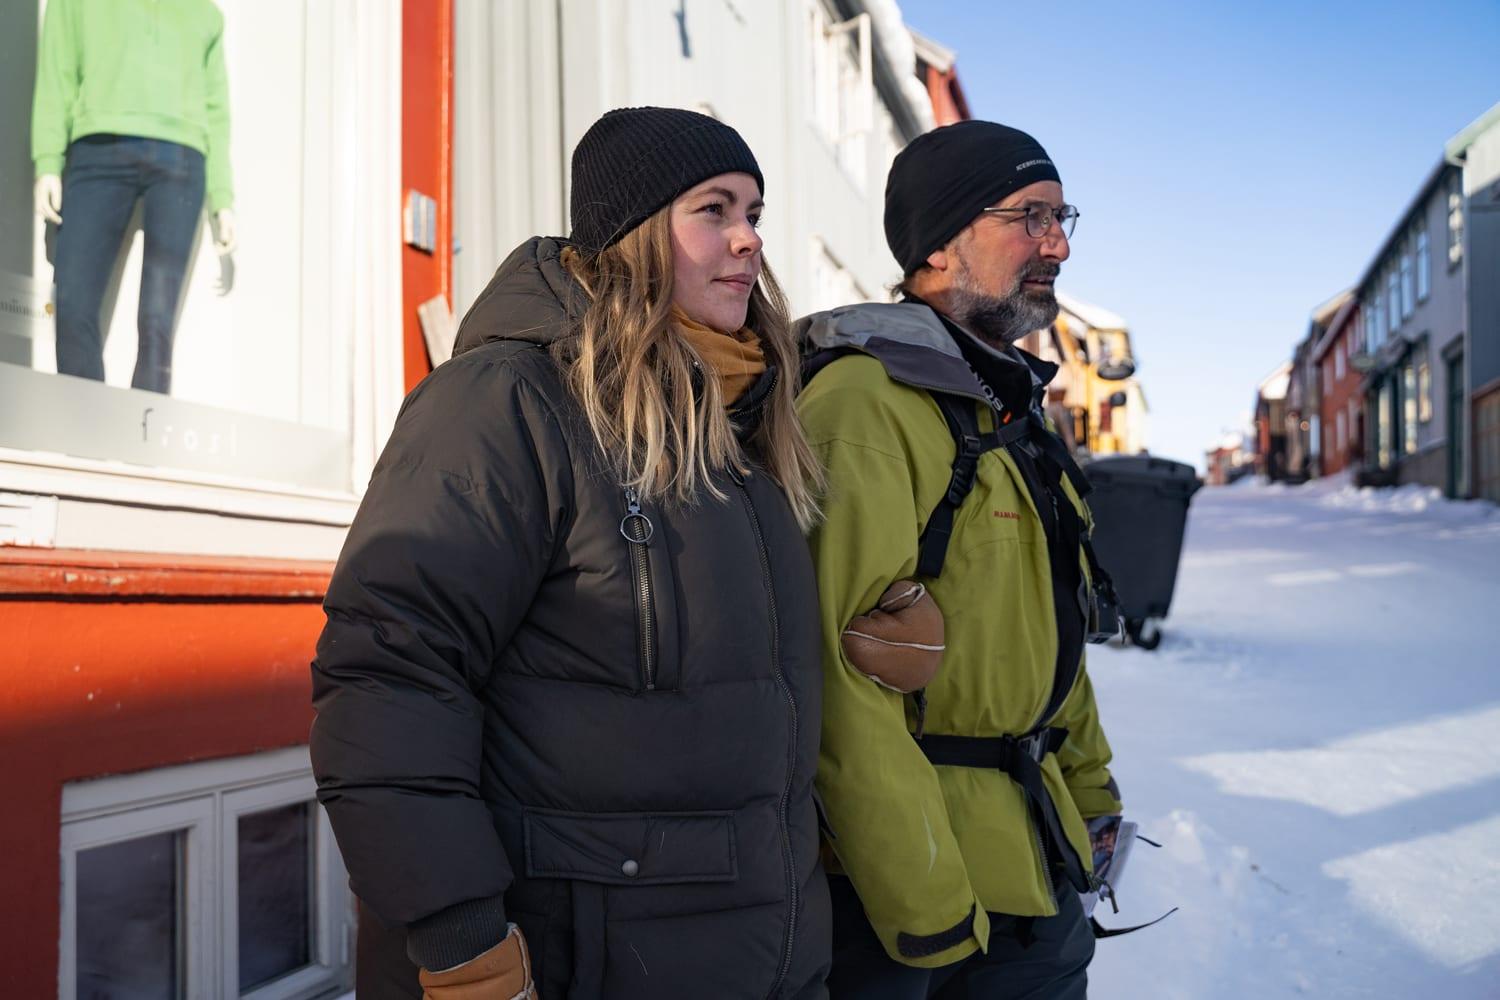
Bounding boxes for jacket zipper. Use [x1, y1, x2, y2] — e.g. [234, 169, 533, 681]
[733, 473, 799, 998]
[621, 487, 657, 691]
[1035, 812, 1056, 899]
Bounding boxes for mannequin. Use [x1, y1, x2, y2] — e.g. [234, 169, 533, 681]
[31, 0, 235, 395]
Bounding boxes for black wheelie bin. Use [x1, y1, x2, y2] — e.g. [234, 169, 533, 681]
[1084, 455, 1202, 649]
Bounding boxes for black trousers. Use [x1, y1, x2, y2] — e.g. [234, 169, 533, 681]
[826, 876, 1094, 999]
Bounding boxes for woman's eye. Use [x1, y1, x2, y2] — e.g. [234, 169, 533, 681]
[748, 214, 762, 229]
[701, 202, 724, 216]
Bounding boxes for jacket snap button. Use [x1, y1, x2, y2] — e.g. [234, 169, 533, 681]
[621, 859, 640, 877]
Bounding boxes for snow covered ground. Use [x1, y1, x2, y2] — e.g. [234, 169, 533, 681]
[1087, 477, 1500, 998]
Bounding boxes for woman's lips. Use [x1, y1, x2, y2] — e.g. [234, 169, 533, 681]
[716, 274, 756, 292]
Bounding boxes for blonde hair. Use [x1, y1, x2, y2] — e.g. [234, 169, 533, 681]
[556, 207, 823, 529]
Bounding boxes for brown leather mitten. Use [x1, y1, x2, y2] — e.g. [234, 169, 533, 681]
[419, 925, 538, 1000]
[840, 580, 945, 694]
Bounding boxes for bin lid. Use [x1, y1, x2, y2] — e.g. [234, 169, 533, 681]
[1084, 454, 1202, 496]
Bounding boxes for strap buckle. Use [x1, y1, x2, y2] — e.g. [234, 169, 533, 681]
[1017, 731, 1049, 763]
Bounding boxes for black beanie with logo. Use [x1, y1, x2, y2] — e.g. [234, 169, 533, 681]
[568, 106, 764, 256]
[884, 120, 1061, 275]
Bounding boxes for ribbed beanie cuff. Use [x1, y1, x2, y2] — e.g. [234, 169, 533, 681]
[569, 106, 764, 255]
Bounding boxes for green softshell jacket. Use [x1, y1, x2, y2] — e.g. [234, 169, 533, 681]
[796, 302, 1122, 969]
[32, 0, 234, 212]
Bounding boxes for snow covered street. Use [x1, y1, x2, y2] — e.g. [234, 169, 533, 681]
[1087, 478, 1500, 998]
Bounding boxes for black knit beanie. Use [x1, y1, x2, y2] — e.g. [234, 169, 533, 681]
[568, 106, 764, 256]
[884, 120, 1061, 275]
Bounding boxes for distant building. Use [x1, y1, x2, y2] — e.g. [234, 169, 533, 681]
[1446, 100, 1500, 503]
[1287, 290, 1352, 481]
[1349, 160, 1465, 492]
[1254, 362, 1293, 481]
[1312, 295, 1365, 477]
[1035, 292, 1149, 456]
[910, 27, 971, 126]
[1205, 432, 1254, 486]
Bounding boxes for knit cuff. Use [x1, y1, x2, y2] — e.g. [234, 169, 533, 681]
[405, 894, 509, 973]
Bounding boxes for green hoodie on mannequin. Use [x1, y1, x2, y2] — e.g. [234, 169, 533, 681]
[31, 0, 234, 212]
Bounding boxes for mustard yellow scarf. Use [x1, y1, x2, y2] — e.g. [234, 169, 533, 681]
[672, 307, 767, 404]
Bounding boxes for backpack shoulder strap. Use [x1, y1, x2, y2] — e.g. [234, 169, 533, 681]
[916, 394, 1029, 579]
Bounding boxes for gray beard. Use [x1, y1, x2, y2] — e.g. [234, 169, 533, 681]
[948, 256, 1060, 347]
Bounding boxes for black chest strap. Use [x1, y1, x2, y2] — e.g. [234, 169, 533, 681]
[917, 394, 1032, 578]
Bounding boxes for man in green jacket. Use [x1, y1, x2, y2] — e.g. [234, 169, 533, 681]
[797, 121, 1123, 998]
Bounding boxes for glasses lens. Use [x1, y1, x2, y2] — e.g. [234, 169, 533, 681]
[1059, 206, 1078, 239]
[1025, 206, 1050, 238]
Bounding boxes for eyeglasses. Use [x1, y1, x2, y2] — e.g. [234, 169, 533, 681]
[980, 203, 1080, 240]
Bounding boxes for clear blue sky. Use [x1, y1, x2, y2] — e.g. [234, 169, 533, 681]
[901, 0, 1500, 468]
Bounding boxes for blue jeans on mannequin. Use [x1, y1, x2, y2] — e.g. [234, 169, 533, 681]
[53, 135, 206, 395]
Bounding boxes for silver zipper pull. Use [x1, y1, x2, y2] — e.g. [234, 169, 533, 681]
[620, 487, 654, 543]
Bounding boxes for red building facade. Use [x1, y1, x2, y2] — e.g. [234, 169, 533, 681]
[1315, 300, 1364, 477]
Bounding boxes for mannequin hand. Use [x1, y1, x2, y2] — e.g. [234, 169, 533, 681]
[35, 175, 62, 224]
[212, 208, 237, 255]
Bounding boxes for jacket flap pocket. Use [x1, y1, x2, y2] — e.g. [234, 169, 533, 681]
[523, 808, 737, 886]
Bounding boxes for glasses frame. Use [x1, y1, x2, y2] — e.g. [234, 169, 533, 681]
[980, 203, 1080, 240]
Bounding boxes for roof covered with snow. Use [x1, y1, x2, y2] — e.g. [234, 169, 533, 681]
[1055, 290, 1128, 332]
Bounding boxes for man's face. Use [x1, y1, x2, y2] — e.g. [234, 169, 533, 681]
[938, 180, 1071, 346]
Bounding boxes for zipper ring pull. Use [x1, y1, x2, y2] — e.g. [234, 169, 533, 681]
[620, 487, 654, 544]
[620, 512, 654, 544]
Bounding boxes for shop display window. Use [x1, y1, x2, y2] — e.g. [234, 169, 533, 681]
[1, 1, 379, 493]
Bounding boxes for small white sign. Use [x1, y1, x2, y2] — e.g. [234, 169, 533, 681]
[418, 294, 457, 367]
[0, 270, 50, 369]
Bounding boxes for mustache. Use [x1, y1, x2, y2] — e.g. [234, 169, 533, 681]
[1022, 264, 1061, 281]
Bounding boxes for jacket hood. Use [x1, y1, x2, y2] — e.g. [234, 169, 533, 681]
[453, 236, 584, 357]
[796, 301, 1056, 409]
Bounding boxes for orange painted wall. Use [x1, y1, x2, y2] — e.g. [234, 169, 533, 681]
[0, 595, 325, 993]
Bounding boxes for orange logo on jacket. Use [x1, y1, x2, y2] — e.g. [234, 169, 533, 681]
[992, 510, 1020, 521]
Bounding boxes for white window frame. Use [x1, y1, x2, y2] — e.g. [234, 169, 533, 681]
[1417, 354, 1432, 425]
[60, 795, 216, 1000]
[1447, 176, 1464, 268]
[1335, 338, 1346, 380]
[59, 746, 353, 1000]
[806, 2, 873, 188]
[1387, 271, 1401, 333]
[1416, 225, 1430, 301]
[1, 1, 405, 539]
[1399, 247, 1414, 319]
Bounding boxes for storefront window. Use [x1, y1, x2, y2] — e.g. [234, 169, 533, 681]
[1403, 363, 1418, 455]
[1377, 383, 1392, 469]
[2, 1, 357, 492]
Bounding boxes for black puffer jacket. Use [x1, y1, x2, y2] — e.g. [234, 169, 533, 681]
[311, 238, 830, 999]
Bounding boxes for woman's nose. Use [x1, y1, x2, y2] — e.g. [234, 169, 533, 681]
[732, 221, 763, 257]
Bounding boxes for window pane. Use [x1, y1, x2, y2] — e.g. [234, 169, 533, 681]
[1417, 230, 1430, 299]
[238, 802, 313, 992]
[77, 830, 183, 1000]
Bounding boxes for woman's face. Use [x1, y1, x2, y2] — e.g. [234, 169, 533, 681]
[668, 172, 764, 333]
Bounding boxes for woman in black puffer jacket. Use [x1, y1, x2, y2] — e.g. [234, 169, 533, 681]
[311, 107, 830, 999]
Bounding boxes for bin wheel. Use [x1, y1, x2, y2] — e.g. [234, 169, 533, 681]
[1127, 618, 1163, 650]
